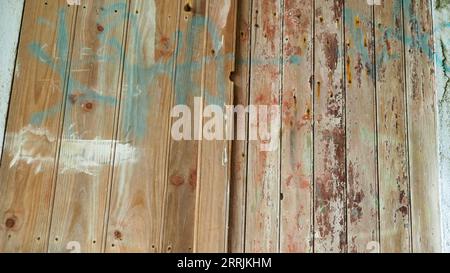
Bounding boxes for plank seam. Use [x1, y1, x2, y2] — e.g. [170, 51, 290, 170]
[277, 0, 284, 254]
[242, 0, 254, 254]
[224, 0, 239, 252]
[193, 0, 210, 252]
[342, 0, 349, 253]
[311, 0, 316, 253]
[102, 0, 132, 253]
[159, 0, 183, 253]
[400, 0, 414, 253]
[46, 4, 79, 252]
[372, 2, 382, 252]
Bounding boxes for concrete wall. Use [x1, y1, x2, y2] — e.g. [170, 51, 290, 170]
[434, 0, 450, 252]
[0, 0, 24, 159]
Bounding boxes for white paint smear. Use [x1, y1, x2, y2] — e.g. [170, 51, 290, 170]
[218, 0, 231, 29]
[6, 125, 138, 176]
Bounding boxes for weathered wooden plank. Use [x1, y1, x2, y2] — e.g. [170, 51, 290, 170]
[313, 0, 346, 253]
[403, 0, 441, 252]
[344, 0, 378, 253]
[195, 0, 237, 252]
[280, 0, 313, 253]
[48, 0, 129, 253]
[375, 1, 411, 252]
[228, 0, 251, 253]
[245, 0, 282, 253]
[0, 0, 24, 160]
[105, 0, 180, 253]
[161, 0, 207, 253]
[0, 0, 77, 252]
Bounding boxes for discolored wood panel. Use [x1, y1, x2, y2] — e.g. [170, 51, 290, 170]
[344, 0, 378, 253]
[280, 0, 314, 253]
[195, 0, 237, 252]
[375, 1, 411, 253]
[161, 0, 207, 253]
[0, 0, 77, 252]
[105, 0, 180, 253]
[313, 0, 346, 253]
[0, 0, 443, 254]
[245, 0, 282, 253]
[403, 0, 441, 252]
[228, 0, 252, 253]
[49, 0, 129, 253]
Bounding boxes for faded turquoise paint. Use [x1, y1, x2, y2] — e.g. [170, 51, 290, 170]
[403, 0, 434, 60]
[29, 8, 120, 134]
[28, 5, 240, 139]
[344, 7, 374, 81]
[33, 4, 448, 140]
[375, 1, 403, 73]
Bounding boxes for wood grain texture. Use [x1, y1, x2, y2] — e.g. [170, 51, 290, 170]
[162, 0, 207, 253]
[280, 0, 313, 253]
[49, 0, 128, 253]
[105, 0, 180, 253]
[0, 0, 443, 254]
[0, 0, 77, 252]
[403, 0, 441, 252]
[344, 0, 378, 253]
[375, 1, 411, 253]
[245, 0, 282, 253]
[313, 0, 346, 253]
[228, 0, 251, 253]
[195, 0, 237, 252]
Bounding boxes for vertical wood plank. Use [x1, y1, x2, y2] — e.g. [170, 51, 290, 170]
[0, 0, 76, 252]
[375, 1, 411, 252]
[344, 0, 379, 252]
[228, 0, 252, 253]
[403, 0, 441, 252]
[195, 0, 237, 252]
[280, 0, 314, 253]
[105, 0, 180, 252]
[162, 0, 207, 253]
[48, 0, 128, 253]
[245, 0, 282, 253]
[313, 0, 346, 253]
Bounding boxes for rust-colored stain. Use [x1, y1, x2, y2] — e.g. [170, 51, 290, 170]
[322, 32, 339, 72]
[96, 24, 104, 32]
[83, 102, 94, 112]
[170, 175, 185, 187]
[114, 230, 123, 240]
[188, 168, 197, 190]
